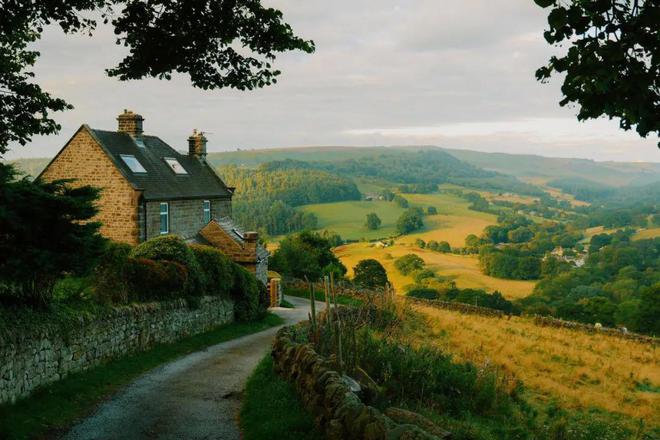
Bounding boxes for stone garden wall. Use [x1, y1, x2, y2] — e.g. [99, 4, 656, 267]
[272, 324, 449, 440]
[0, 296, 233, 405]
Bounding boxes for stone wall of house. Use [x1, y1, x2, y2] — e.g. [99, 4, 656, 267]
[0, 296, 233, 405]
[272, 324, 447, 440]
[144, 198, 231, 240]
[40, 127, 141, 245]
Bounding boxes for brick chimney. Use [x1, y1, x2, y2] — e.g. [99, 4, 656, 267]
[244, 231, 258, 255]
[117, 109, 144, 136]
[188, 129, 207, 160]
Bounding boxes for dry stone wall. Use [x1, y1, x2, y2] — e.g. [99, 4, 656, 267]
[0, 296, 233, 405]
[272, 325, 446, 440]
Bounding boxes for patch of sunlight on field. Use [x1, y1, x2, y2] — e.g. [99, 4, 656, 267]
[398, 192, 497, 248]
[413, 305, 660, 424]
[335, 242, 536, 299]
[634, 228, 660, 240]
[299, 200, 406, 240]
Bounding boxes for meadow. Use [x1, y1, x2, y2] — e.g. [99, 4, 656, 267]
[299, 200, 406, 240]
[336, 242, 536, 299]
[412, 304, 660, 425]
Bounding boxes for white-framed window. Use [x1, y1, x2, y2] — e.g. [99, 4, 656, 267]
[120, 154, 147, 173]
[159, 202, 169, 234]
[203, 200, 211, 224]
[163, 157, 188, 175]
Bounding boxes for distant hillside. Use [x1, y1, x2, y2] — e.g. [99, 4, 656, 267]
[9, 145, 660, 189]
[6, 158, 50, 178]
[443, 148, 660, 187]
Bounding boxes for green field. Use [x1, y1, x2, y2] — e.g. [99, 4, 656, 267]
[299, 200, 406, 240]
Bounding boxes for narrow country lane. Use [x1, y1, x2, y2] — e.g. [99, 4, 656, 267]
[63, 296, 320, 440]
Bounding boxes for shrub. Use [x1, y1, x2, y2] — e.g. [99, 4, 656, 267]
[394, 254, 425, 275]
[52, 276, 93, 301]
[231, 265, 268, 322]
[406, 287, 439, 300]
[190, 245, 234, 298]
[130, 235, 203, 295]
[353, 259, 389, 289]
[124, 258, 188, 301]
[93, 241, 133, 304]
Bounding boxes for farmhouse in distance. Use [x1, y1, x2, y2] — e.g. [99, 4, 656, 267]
[39, 110, 268, 284]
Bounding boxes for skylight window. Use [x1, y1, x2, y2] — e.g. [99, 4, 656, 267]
[134, 138, 146, 148]
[164, 157, 188, 175]
[120, 154, 147, 173]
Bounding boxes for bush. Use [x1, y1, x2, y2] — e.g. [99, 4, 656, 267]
[124, 258, 189, 301]
[190, 245, 234, 298]
[130, 235, 203, 295]
[394, 254, 425, 275]
[231, 265, 268, 322]
[191, 244, 267, 322]
[406, 287, 439, 300]
[93, 241, 133, 304]
[353, 259, 389, 289]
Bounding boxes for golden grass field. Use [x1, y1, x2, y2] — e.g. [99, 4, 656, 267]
[522, 177, 590, 207]
[335, 242, 536, 299]
[412, 304, 660, 424]
[634, 227, 660, 240]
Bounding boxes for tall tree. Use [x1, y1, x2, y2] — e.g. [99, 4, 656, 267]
[534, 0, 659, 146]
[353, 259, 389, 290]
[0, 0, 314, 155]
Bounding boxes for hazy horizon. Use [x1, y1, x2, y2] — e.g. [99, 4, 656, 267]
[4, 0, 659, 162]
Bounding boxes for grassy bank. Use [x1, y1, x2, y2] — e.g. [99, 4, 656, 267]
[240, 355, 322, 440]
[0, 313, 284, 440]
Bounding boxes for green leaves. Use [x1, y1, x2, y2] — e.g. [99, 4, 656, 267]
[533, 0, 660, 146]
[534, 0, 555, 7]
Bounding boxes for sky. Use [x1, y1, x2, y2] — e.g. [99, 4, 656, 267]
[7, 0, 659, 162]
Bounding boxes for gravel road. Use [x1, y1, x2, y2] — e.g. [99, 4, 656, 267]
[63, 295, 319, 440]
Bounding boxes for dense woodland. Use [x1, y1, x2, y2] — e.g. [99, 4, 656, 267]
[218, 163, 361, 236]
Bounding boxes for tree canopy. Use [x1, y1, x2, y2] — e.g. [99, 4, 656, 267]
[0, 0, 314, 155]
[534, 0, 659, 145]
[353, 259, 389, 290]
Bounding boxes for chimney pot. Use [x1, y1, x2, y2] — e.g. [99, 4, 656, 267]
[188, 130, 207, 160]
[117, 110, 144, 136]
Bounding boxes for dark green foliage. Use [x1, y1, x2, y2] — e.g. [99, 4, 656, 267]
[406, 287, 439, 300]
[191, 244, 267, 321]
[93, 241, 133, 304]
[394, 254, 425, 275]
[535, 0, 659, 144]
[365, 212, 382, 230]
[220, 163, 360, 236]
[479, 247, 541, 280]
[393, 194, 409, 208]
[130, 235, 203, 294]
[398, 183, 436, 194]
[396, 208, 424, 234]
[352, 259, 389, 289]
[464, 192, 492, 213]
[428, 240, 451, 253]
[270, 231, 347, 281]
[524, 236, 660, 334]
[124, 258, 189, 301]
[379, 189, 395, 201]
[189, 245, 234, 298]
[415, 238, 426, 248]
[230, 265, 268, 322]
[631, 283, 659, 336]
[427, 206, 438, 215]
[0, 164, 106, 307]
[0, 1, 313, 154]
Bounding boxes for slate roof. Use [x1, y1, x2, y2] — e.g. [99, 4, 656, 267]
[86, 125, 232, 201]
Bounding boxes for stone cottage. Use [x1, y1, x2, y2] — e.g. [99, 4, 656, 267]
[39, 110, 268, 284]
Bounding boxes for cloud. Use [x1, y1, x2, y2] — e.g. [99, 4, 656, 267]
[5, 0, 658, 163]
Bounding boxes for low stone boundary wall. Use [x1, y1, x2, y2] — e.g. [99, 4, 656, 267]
[404, 296, 506, 318]
[532, 315, 657, 345]
[272, 325, 446, 440]
[0, 296, 233, 405]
